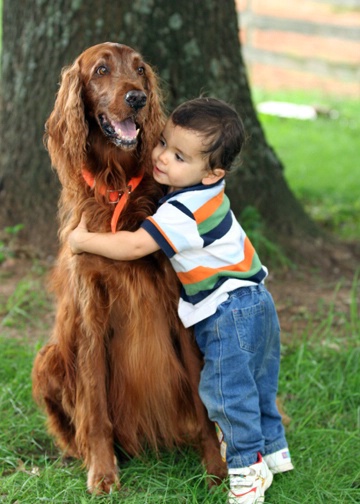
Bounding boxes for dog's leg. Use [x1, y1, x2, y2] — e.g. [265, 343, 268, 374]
[74, 331, 120, 494]
[32, 343, 79, 458]
[74, 281, 120, 494]
[178, 327, 228, 485]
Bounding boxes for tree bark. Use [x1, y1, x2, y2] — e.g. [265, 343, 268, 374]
[0, 0, 319, 257]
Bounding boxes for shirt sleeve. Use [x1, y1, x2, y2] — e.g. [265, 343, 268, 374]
[140, 200, 202, 258]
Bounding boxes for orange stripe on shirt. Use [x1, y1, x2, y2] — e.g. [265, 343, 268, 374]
[177, 236, 255, 285]
[146, 217, 179, 254]
[193, 189, 225, 224]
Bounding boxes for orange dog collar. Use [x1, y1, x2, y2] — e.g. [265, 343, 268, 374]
[82, 167, 143, 233]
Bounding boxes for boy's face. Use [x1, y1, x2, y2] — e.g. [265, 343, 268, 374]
[151, 119, 224, 193]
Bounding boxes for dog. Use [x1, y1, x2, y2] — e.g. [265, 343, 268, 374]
[32, 42, 225, 494]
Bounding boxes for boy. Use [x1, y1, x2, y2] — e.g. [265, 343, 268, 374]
[69, 97, 293, 503]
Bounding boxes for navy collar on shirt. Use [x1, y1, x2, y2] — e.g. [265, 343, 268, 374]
[159, 178, 225, 205]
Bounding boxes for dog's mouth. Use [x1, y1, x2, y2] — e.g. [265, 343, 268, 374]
[98, 114, 140, 148]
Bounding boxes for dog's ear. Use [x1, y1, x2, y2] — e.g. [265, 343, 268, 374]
[141, 63, 166, 161]
[44, 60, 88, 183]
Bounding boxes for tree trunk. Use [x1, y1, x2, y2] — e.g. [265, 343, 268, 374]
[0, 0, 319, 257]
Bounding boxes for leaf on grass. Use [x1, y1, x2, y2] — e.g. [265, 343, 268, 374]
[321, 340, 341, 352]
[16, 459, 40, 476]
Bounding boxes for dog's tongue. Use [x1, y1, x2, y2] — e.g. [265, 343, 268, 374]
[114, 117, 137, 140]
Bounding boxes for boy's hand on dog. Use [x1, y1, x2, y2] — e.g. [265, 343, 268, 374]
[69, 214, 89, 254]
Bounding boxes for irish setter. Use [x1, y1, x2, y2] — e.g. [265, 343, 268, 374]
[32, 42, 226, 494]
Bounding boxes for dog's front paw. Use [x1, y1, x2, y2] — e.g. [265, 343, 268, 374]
[87, 458, 120, 494]
[202, 448, 228, 487]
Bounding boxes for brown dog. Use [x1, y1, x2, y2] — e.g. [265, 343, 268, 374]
[32, 42, 225, 494]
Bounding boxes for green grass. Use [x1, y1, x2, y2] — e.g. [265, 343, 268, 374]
[0, 260, 50, 327]
[1, 275, 359, 503]
[252, 88, 360, 241]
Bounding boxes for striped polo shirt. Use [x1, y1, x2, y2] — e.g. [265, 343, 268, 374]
[141, 179, 267, 327]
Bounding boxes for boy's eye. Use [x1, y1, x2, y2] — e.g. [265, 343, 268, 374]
[175, 153, 184, 162]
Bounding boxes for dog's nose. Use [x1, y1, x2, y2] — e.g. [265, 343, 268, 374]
[125, 90, 147, 110]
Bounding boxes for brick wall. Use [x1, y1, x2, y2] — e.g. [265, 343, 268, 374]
[236, 0, 360, 96]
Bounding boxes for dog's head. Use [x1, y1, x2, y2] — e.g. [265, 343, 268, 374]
[45, 42, 165, 182]
[79, 43, 162, 150]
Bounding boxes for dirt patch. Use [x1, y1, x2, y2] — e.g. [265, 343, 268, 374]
[269, 267, 357, 344]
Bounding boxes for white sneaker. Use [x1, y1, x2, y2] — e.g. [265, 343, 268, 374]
[263, 448, 294, 474]
[228, 454, 273, 504]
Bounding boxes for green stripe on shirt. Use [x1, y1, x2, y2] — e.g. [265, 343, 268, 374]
[197, 195, 230, 235]
[182, 253, 264, 297]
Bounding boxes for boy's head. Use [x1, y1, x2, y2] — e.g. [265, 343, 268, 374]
[170, 97, 245, 172]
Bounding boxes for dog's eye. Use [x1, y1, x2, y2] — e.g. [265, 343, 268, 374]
[96, 66, 109, 76]
[137, 67, 145, 76]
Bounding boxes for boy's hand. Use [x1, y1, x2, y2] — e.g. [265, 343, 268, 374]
[69, 214, 89, 254]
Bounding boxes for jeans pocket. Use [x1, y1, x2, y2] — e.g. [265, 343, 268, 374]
[232, 302, 265, 353]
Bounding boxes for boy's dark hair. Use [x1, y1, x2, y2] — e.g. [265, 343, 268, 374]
[170, 97, 245, 171]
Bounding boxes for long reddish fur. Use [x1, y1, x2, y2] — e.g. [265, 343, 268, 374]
[32, 42, 225, 493]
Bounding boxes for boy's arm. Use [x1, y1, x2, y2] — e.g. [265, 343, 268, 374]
[69, 214, 160, 260]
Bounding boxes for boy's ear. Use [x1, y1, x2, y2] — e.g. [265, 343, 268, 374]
[202, 168, 226, 185]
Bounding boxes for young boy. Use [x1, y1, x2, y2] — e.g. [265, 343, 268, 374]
[69, 97, 293, 503]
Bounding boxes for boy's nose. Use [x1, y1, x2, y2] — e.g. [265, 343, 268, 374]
[158, 150, 168, 164]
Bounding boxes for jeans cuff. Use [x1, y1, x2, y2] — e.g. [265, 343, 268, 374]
[227, 452, 259, 469]
[263, 438, 289, 456]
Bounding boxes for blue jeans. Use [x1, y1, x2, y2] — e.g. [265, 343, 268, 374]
[194, 284, 288, 469]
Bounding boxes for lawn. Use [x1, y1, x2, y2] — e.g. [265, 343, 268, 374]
[252, 88, 360, 240]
